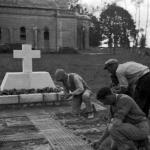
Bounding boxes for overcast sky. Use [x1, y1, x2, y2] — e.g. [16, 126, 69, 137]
[81, 0, 101, 6]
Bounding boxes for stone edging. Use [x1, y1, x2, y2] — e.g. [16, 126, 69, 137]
[0, 92, 64, 105]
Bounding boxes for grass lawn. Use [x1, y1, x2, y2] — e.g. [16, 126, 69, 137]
[0, 48, 150, 93]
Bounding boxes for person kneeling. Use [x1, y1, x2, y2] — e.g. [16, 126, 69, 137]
[92, 87, 149, 150]
[55, 69, 95, 119]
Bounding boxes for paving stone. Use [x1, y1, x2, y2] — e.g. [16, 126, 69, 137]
[5, 116, 31, 127]
[0, 95, 18, 104]
[0, 132, 44, 142]
[19, 93, 43, 103]
[43, 93, 59, 102]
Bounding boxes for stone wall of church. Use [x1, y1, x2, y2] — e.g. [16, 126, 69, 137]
[0, 7, 58, 52]
[0, 6, 89, 52]
[57, 17, 77, 50]
[77, 18, 90, 50]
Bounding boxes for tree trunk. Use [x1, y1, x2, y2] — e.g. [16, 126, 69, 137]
[145, 0, 149, 39]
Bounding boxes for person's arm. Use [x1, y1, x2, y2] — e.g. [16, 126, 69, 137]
[63, 86, 69, 94]
[91, 127, 109, 149]
[99, 127, 109, 143]
[70, 76, 84, 96]
[112, 72, 128, 94]
[110, 74, 119, 87]
[61, 82, 71, 100]
[113, 97, 132, 121]
[108, 118, 122, 129]
[61, 81, 69, 94]
[116, 71, 128, 88]
[108, 108, 122, 130]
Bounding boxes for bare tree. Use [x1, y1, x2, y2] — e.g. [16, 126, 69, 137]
[67, 0, 79, 6]
[131, 0, 144, 29]
[145, 0, 149, 39]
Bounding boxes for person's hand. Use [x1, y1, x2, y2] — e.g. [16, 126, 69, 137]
[108, 118, 122, 131]
[111, 86, 121, 93]
[66, 95, 73, 101]
[111, 118, 122, 126]
[110, 82, 117, 88]
[108, 123, 113, 131]
[91, 140, 101, 149]
[63, 93, 73, 100]
[64, 93, 70, 98]
[59, 94, 65, 100]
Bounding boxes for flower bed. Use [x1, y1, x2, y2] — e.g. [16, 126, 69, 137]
[0, 87, 64, 105]
[0, 87, 61, 95]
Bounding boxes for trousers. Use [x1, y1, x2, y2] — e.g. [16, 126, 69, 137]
[134, 72, 150, 116]
[110, 120, 149, 150]
[71, 89, 93, 114]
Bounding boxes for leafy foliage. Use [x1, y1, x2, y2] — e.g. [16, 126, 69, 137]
[67, 0, 79, 5]
[68, 2, 101, 47]
[99, 4, 136, 47]
[140, 34, 146, 48]
[89, 15, 101, 47]
[68, 0, 81, 12]
[0, 87, 62, 95]
[58, 47, 79, 54]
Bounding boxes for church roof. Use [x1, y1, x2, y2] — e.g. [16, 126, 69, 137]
[0, 0, 67, 9]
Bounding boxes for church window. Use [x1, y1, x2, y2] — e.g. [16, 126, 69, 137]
[44, 29, 49, 40]
[0, 28, 1, 40]
[20, 27, 26, 40]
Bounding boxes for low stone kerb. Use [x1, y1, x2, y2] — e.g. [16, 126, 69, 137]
[0, 92, 64, 105]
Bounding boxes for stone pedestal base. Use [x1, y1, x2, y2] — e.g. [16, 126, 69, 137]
[0, 72, 56, 90]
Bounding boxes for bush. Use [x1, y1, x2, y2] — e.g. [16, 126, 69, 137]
[0, 44, 11, 53]
[58, 47, 79, 54]
[0, 87, 62, 95]
[0, 43, 22, 53]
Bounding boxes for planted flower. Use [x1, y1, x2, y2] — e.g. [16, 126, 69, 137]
[0, 87, 62, 95]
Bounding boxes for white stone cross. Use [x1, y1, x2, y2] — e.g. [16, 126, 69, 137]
[13, 44, 41, 73]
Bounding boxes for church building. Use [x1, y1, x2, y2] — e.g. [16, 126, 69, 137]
[0, 0, 90, 52]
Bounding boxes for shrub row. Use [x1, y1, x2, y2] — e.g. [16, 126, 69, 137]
[0, 87, 62, 95]
[58, 47, 79, 54]
[0, 43, 22, 53]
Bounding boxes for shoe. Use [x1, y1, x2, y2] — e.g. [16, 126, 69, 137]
[87, 112, 94, 119]
[92, 104, 97, 113]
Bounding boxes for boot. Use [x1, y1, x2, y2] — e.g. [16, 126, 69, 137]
[87, 112, 94, 119]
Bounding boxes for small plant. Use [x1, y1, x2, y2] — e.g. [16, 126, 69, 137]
[0, 87, 62, 95]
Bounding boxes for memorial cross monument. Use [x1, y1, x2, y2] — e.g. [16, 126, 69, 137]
[0, 44, 56, 90]
[14, 44, 40, 73]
